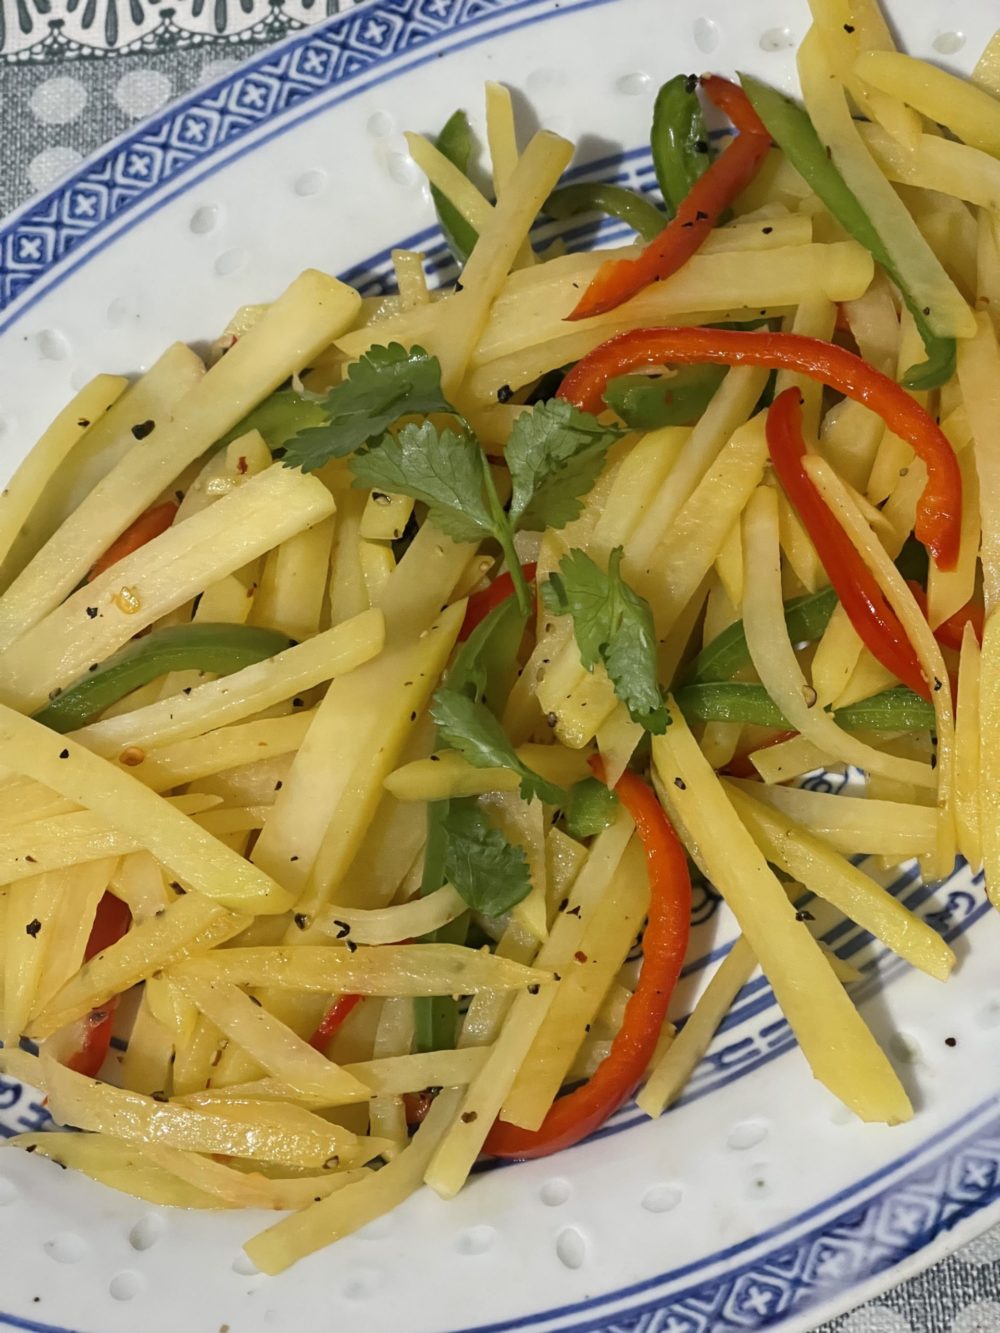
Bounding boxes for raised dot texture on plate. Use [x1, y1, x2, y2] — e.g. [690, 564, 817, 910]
[35, 329, 69, 362]
[616, 71, 651, 96]
[232, 1252, 259, 1276]
[108, 1270, 145, 1302]
[0, 1175, 19, 1206]
[727, 1119, 769, 1150]
[344, 1267, 382, 1300]
[44, 1233, 88, 1265]
[214, 250, 248, 278]
[456, 1225, 496, 1256]
[190, 205, 220, 236]
[386, 152, 418, 186]
[28, 146, 84, 192]
[693, 17, 720, 54]
[760, 27, 796, 51]
[367, 110, 394, 138]
[932, 31, 966, 54]
[641, 1183, 683, 1214]
[555, 1226, 588, 1270]
[540, 1177, 571, 1206]
[294, 169, 328, 197]
[128, 1216, 165, 1252]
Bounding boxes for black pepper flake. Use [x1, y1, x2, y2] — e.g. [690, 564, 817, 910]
[345, 939, 358, 953]
[248, 994, 263, 1007]
[294, 913, 310, 930]
[558, 897, 569, 912]
[931, 753, 938, 770]
[151, 1090, 169, 1103]
[933, 677, 943, 692]
[685, 73, 697, 93]
[454, 279, 464, 292]
[410, 710, 417, 722]
[553, 972, 562, 981]
[24, 1144, 37, 1154]
[674, 776, 686, 790]
[170, 881, 186, 895]
[923, 306, 931, 316]
[290, 854, 299, 862]
[566, 905, 581, 918]
[25, 855, 37, 864]
[527, 983, 540, 995]
[574, 950, 588, 963]
[695, 210, 709, 221]
[182, 686, 192, 695]
[762, 226, 773, 234]
[945, 1036, 957, 1047]
[47, 688, 62, 701]
[843, 22, 855, 31]
[292, 696, 305, 708]
[85, 606, 98, 619]
[77, 418, 90, 428]
[131, 419, 156, 441]
[333, 919, 351, 938]
[372, 491, 390, 504]
[460, 1110, 478, 1123]
[680, 220, 695, 229]
[496, 384, 513, 403]
[695, 139, 709, 154]
[430, 754, 440, 762]
[58, 748, 69, 759]
[275, 780, 284, 791]
[88, 664, 98, 672]
[175, 490, 185, 503]
[545, 711, 558, 728]
[795, 909, 815, 922]
[25, 918, 42, 937]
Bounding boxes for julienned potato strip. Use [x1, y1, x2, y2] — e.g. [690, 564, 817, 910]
[0, 12, 993, 1272]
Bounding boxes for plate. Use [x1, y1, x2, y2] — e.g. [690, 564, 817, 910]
[1, 1, 999, 1330]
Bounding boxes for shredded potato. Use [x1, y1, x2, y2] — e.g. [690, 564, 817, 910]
[0, 19, 994, 1270]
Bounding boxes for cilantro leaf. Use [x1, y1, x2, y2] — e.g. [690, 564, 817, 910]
[506, 400, 624, 532]
[217, 387, 329, 454]
[543, 546, 668, 734]
[351, 421, 494, 543]
[441, 799, 532, 917]
[282, 344, 454, 473]
[447, 594, 527, 713]
[431, 687, 567, 806]
[563, 777, 620, 838]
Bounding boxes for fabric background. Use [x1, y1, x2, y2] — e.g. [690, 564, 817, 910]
[0, 3, 998, 1329]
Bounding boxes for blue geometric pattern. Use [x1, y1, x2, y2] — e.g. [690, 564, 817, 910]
[0, 0, 570, 317]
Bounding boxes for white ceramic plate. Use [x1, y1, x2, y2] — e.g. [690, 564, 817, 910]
[2, 2, 1000, 1330]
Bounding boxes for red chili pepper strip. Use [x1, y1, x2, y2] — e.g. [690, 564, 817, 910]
[65, 893, 133, 1079]
[568, 79, 771, 322]
[766, 388, 930, 700]
[557, 327, 961, 569]
[459, 564, 538, 641]
[484, 759, 691, 1160]
[906, 581, 983, 653]
[88, 501, 178, 582]
[308, 994, 362, 1052]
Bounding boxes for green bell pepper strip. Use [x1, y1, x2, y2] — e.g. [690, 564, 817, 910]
[544, 183, 666, 243]
[651, 74, 712, 216]
[674, 681, 935, 731]
[685, 586, 838, 686]
[33, 623, 294, 734]
[740, 76, 955, 391]
[433, 109, 479, 265]
[413, 798, 464, 1055]
[215, 387, 328, 455]
[603, 364, 727, 429]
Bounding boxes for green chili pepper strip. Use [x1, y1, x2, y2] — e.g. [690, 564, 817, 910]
[741, 76, 955, 391]
[685, 587, 838, 686]
[433, 109, 478, 265]
[603, 365, 727, 429]
[674, 681, 935, 732]
[545, 183, 666, 243]
[414, 799, 463, 1054]
[216, 388, 328, 455]
[33, 624, 294, 734]
[651, 74, 712, 217]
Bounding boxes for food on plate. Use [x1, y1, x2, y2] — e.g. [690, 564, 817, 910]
[0, 1, 996, 1273]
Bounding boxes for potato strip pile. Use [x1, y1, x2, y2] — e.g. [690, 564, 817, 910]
[0, 5, 996, 1271]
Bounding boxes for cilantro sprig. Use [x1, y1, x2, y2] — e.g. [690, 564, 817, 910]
[441, 799, 532, 917]
[281, 344, 623, 616]
[543, 546, 668, 734]
[431, 687, 566, 806]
